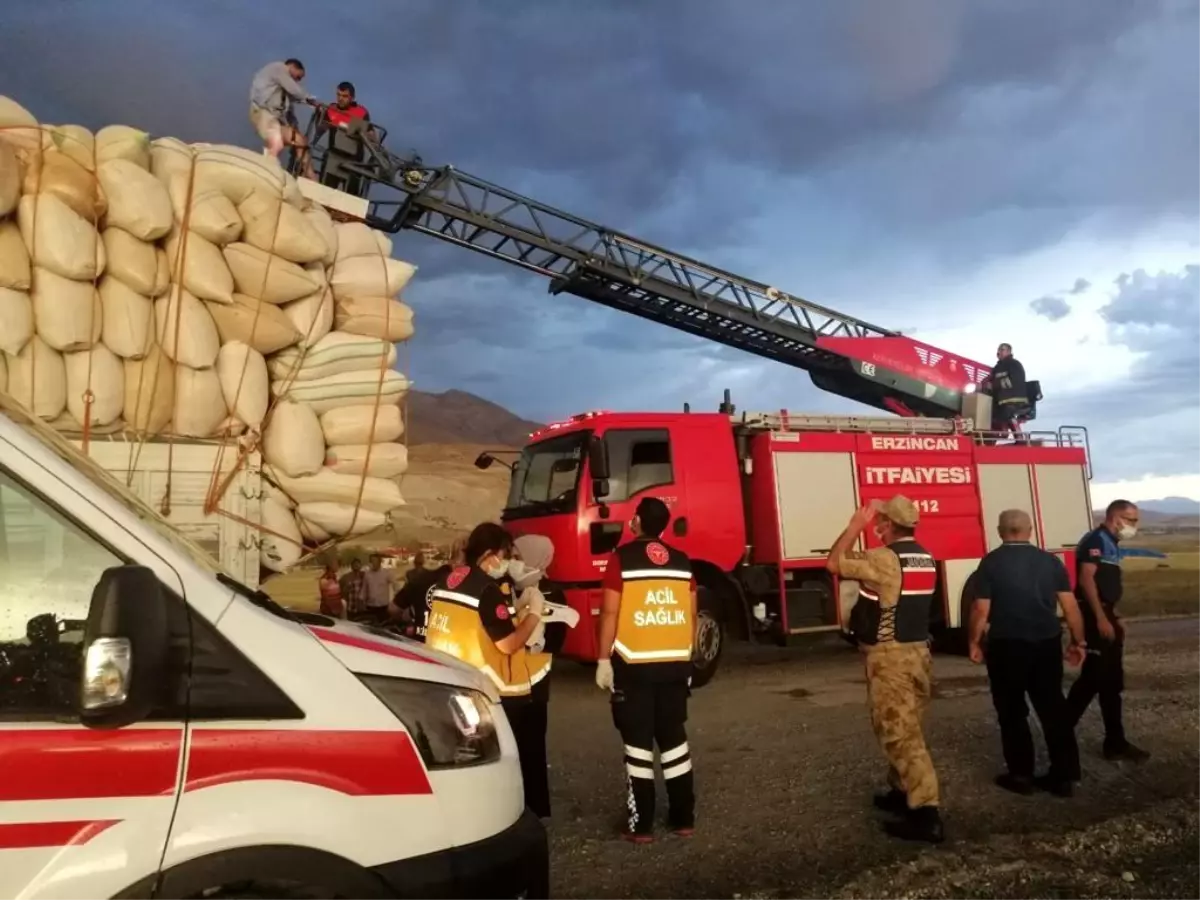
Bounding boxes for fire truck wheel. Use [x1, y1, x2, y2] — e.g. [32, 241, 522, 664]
[691, 590, 724, 689]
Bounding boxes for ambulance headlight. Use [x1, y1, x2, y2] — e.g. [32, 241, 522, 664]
[360, 676, 501, 769]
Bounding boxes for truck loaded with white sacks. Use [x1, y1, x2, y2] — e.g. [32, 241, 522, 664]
[0, 96, 417, 587]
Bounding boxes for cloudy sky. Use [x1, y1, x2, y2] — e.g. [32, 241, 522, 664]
[2, 0, 1197, 500]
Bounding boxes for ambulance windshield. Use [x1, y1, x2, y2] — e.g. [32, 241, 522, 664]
[504, 431, 587, 520]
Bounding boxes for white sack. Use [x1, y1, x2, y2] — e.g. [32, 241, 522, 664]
[0, 95, 40, 152]
[0, 219, 32, 290]
[296, 501, 386, 538]
[262, 480, 296, 510]
[97, 275, 154, 359]
[22, 150, 106, 222]
[173, 364, 227, 437]
[238, 191, 327, 265]
[154, 287, 219, 368]
[31, 267, 101, 352]
[260, 495, 304, 573]
[263, 399, 325, 478]
[319, 404, 405, 445]
[267, 466, 405, 513]
[304, 204, 338, 266]
[216, 341, 269, 432]
[0, 140, 19, 217]
[96, 125, 150, 169]
[329, 255, 416, 300]
[223, 241, 318, 304]
[97, 159, 173, 241]
[18, 193, 106, 281]
[123, 344, 175, 434]
[166, 173, 243, 245]
[333, 221, 393, 261]
[102, 227, 170, 297]
[270, 368, 410, 415]
[164, 229, 235, 304]
[149, 136, 194, 183]
[205, 294, 302, 354]
[0, 287, 34, 355]
[193, 144, 299, 205]
[268, 332, 397, 383]
[48, 125, 95, 172]
[324, 442, 410, 479]
[281, 288, 334, 347]
[64, 344, 123, 426]
[0, 354, 5, 393]
[6, 334, 66, 419]
[296, 513, 332, 544]
[335, 296, 415, 342]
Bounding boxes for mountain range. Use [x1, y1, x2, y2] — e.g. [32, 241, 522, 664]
[405, 389, 542, 447]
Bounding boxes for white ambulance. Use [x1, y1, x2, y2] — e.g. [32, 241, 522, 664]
[0, 394, 548, 899]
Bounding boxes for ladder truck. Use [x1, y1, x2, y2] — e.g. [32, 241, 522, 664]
[294, 124, 1093, 686]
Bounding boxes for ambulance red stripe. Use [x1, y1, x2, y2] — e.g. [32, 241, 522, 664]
[308, 626, 442, 665]
[0, 820, 118, 850]
[0, 729, 182, 801]
[185, 729, 433, 795]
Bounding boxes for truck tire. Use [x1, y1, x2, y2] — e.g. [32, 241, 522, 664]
[691, 587, 724, 688]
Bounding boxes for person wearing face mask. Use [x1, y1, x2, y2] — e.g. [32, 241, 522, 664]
[425, 522, 543, 720]
[1065, 500, 1150, 763]
[596, 497, 698, 843]
[506, 534, 578, 820]
[826, 496, 944, 844]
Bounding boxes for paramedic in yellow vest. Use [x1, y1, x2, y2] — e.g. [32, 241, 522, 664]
[595, 497, 697, 843]
[826, 495, 945, 845]
[426, 523, 546, 801]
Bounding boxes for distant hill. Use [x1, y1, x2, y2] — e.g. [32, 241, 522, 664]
[405, 389, 542, 447]
[1092, 496, 1200, 531]
[1138, 497, 1200, 516]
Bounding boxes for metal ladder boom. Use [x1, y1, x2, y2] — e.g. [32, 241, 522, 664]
[737, 412, 968, 434]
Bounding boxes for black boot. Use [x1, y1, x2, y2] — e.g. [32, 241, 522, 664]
[1104, 742, 1150, 763]
[884, 805, 944, 844]
[872, 788, 908, 814]
[994, 773, 1036, 795]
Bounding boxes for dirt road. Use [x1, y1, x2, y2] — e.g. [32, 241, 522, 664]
[542, 619, 1199, 898]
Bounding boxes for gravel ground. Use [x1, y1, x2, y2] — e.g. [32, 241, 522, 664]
[541, 618, 1199, 898]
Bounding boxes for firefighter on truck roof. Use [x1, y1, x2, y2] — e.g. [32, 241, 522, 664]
[826, 496, 946, 844]
[425, 523, 551, 797]
[595, 497, 698, 843]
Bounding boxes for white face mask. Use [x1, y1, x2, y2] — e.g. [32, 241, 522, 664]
[507, 559, 542, 586]
[484, 558, 510, 580]
[1116, 524, 1138, 541]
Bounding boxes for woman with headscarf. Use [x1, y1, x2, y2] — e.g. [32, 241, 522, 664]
[507, 533, 571, 820]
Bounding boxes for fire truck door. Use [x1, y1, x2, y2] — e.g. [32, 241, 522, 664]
[978, 464, 1040, 551]
[773, 451, 858, 558]
[590, 427, 684, 551]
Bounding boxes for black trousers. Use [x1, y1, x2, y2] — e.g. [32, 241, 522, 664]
[1065, 623, 1127, 751]
[985, 637, 1080, 783]
[504, 697, 551, 819]
[611, 679, 694, 835]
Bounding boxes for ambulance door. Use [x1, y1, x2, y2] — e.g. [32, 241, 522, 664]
[0, 463, 183, 899]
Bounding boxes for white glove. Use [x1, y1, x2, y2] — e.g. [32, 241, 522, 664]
[595, 658, 614, 691]
[525, 617, 546, 652]
[520, 586, 545, 618]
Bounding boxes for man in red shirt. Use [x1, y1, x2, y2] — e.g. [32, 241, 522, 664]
[324, 81, 372, 132]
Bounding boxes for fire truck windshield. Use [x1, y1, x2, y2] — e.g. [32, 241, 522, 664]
[502, 431, 588, 520]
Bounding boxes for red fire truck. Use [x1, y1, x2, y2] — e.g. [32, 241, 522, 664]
[302, 137, 1094, 685]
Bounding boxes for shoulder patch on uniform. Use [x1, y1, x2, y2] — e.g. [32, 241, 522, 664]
[1088, 547, 1101, 557]
[446, 566, 470, 590]
[646, 542, 670, 565]
[495, 603, 510, 621]
[499, 582, 511, 595]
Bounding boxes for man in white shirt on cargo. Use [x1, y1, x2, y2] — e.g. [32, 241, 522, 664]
[363, 553, 394, 622]
[249, 58, 320, 177]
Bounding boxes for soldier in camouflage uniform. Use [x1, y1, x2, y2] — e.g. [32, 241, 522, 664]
[827, 496, 944, 843]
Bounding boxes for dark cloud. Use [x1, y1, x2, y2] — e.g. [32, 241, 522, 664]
[1069, 277, 1092, 295]
[1030, 295, 1073, 321]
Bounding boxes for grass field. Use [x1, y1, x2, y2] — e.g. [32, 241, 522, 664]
[262, 539, 1200, 620]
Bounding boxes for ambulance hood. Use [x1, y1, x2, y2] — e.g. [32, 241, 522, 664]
[302, 616, 499, 701]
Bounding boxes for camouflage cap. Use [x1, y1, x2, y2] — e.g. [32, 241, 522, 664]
[880, 495, 920, 528]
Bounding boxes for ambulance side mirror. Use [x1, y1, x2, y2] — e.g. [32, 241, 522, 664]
[79, 565, 169, 730]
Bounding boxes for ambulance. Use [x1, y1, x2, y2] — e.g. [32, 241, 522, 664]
[0, 393, 547, 899]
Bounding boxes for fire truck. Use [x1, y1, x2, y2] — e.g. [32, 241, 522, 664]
[295, 123, 1094, 686]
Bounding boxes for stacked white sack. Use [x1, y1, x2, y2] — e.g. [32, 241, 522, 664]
[0, 94, 417, 570]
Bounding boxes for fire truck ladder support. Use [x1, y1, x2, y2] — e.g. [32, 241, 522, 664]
[360, 161, 932, 409]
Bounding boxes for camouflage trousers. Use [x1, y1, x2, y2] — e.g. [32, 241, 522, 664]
[863, 641, 940, 809]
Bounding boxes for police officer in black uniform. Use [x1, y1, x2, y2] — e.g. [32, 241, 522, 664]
[1065, 500, 1150, 762]
[595, 497, 697, 843]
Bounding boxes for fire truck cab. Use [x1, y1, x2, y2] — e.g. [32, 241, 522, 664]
[495, 400, 1092, 687]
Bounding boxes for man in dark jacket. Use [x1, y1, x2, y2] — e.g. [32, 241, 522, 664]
[968, 509, 1087, 796]
[987, 343, 1028, 431]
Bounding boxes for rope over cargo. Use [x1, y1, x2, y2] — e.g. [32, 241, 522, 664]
[0, 95, 415, 581]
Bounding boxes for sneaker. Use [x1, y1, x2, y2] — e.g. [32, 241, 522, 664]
[1104, 743, 1150, 764]
[671, 827, 695, 838]
[620, 831, 654, 845]
[873, 789, 908, 814]
[1033, 774, 1074, 798]
[994, 773, 1036, 795]
[883, 806, 945, 844]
